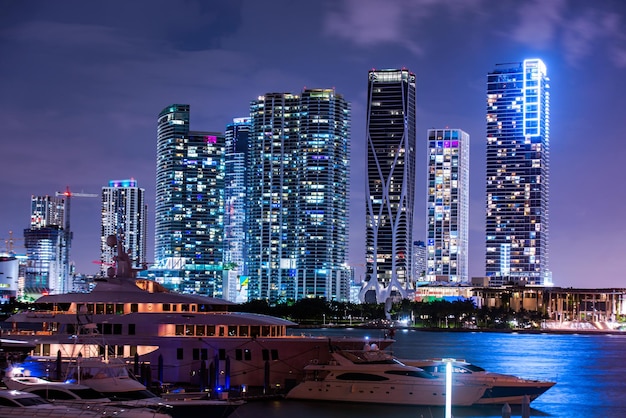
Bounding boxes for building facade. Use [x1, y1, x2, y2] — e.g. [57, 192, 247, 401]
[100, 179, 147, 275]
[485, 59, 551, 286]
[426, 129, 470, 283]
[155, 104, 225, 296]
[223, 117, 251, 303]
[413, 240, 427, 282]
[30, 195, 65, 229]
[247, 89, 351, 302]
[0, 256, 20, 302]
[361, 69, 416, 303]
[23, 195, 68, 296]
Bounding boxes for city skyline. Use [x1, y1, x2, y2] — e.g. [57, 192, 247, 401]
[2, 1, 625, 288]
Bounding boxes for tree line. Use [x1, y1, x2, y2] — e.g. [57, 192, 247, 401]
[231, 298, 549, 330]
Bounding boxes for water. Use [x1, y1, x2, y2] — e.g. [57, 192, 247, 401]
[230, 328, 626, 418]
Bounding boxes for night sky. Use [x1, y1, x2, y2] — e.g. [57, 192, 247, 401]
[1, 0, 625, 288]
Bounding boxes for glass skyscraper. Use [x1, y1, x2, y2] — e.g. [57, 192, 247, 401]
[361, 69, 416, 303]
[426, 128, 470, 283]
[155, 104, 225, 296]
[223, 117, 250, 303]
[485, 59, 551, 286]
[247, 89, 350, 302]
[100, 179, 147, 276]
[24, 195, 67, 296]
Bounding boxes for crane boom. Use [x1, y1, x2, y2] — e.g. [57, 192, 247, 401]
[53, 186, 99, 292]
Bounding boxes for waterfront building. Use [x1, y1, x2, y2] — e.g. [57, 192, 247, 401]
[23, 195, 69, 296]
[100, 179, 147, 275]
[472, 286, 626, 326]
[485, 59, 551, 286]
[0, 256, 19, 302]
[247, 89, 351, 302]
[414, 283, 476, 303]
[154, 104, 225, 296]
[413, 240, 427, 283]
[223, 117, 251, 303]
[360, 69, 416, 303]
[426, 129, 470, 283]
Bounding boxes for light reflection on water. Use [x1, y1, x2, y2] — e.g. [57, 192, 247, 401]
[231, 328, 626, 418]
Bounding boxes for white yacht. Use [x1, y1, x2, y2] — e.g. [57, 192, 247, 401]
[2, 237, 387, 394]
[5, 358, 243, 418]
[2, 375, 173, 418]
[285, 346, 487, 406]
[0, 389, 102, 418]
[399, 358, 556, 405]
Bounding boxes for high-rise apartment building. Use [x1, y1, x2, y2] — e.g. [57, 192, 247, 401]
[30, 195, 65, 229]
[247, 89, 351, 302]
[100, 179, 147, 276]
[154, 104, 225, 296]
[23, 195, 68, 296]
[426, 129, 470, 283]
[360, 69, 416, 303]
[223, 117, 251, 303]
[413, 240, 427, 282]
[485, 59, 551, 286]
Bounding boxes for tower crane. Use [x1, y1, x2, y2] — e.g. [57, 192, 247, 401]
[1, 230, 24, 255]
[55, 186, 99, 233]
[55, 186, 98, 284]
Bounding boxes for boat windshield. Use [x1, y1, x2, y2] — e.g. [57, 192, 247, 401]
[13, 396, 50, 407]
[384, 370, 437, 379]
[463, 364, 486, 372]
[103, 389, 159, 401]
[67, 361, 131, 381]
[69, 387, 110, 399]
[341, 350, 398, 364]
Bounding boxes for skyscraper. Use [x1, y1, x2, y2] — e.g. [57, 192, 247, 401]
[101, 179, 147, 276]
[247, 89, 351, 302]
[485, 59, 551, 286]
[361, 69, 416, 303]
[24, 195, 67, 296]
[426, 129, 470, 283]
[30, 195, 65, 229]
[223, 117, 251, 303]
[155, 104, 225, 296]
[413, 240, 427, 282]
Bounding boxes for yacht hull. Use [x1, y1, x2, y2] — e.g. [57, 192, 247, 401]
[286, 379, 486, 406]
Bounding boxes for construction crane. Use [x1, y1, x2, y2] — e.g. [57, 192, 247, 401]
[55, 186, 98, 284]
[1, 230, 24, 255]
[55, 186, 99, 233]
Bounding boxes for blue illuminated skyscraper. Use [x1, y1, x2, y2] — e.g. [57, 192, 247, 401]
[247, 89, 350, 302]
[485, 59, 551, 286]
[223, 117, 250, 302]
[360, 69, 416, 303]
[155, 104, 225, 295]
[426, 128, 470, 283]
